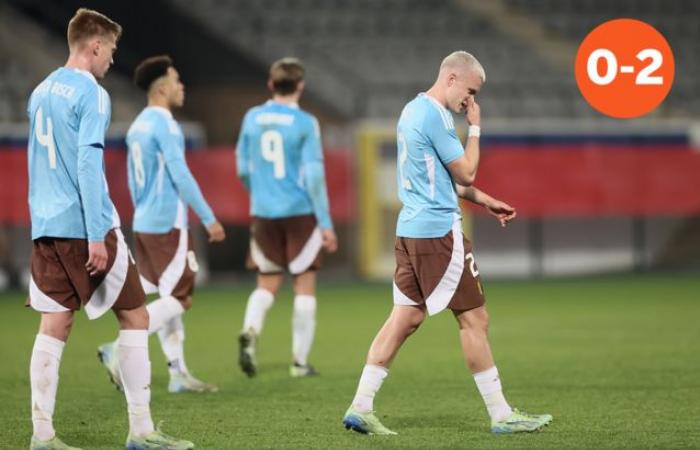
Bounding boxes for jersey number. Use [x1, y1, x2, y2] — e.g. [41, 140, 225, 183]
[130, 142, 146, 188]
[465, 252, 479, 277]
[261, 130, 285, 179]
[35, 107, 57, 169]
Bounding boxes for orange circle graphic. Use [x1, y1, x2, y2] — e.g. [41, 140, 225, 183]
[575, 18, 674, 119]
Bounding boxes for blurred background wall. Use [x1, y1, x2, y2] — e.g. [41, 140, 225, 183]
[0, 0, 698, 290]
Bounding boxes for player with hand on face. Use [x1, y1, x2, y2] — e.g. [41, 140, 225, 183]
[97, 55, 225, 395]
[342, 51, 552, 436]
[26, 9, 193, 450]
[236, 57, 337, 378]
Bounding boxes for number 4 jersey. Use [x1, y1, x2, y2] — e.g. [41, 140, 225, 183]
[27, 67, 119, 242]
[126, 106, 215, 233]
[236, 100, 332, 230]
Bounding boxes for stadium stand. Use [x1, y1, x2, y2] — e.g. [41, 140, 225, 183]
[170, 0, 698, 119]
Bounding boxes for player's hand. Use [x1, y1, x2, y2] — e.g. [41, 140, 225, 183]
[86, 241, 108, 276]
[485, 199, 517, 227]
[206, 221, 226, 243]
[465, 97, 481, 126]
[321, 229, 338, 253]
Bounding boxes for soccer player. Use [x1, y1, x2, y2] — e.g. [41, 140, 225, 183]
[97, 55, 225, 394]
[26, 9, 193, 450]
[236, 57, 337, 377]
[342, 51, 553, 435]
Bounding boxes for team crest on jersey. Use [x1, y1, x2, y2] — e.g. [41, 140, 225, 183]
[187, 250, 199, 272]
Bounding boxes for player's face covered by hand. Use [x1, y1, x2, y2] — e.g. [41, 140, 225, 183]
[92, 34, 117, 79]
[446, 70, 483, 114]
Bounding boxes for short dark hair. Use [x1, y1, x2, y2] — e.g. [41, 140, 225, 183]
[67, 8, 122, 47]
[133, 55, 174, 91]
[269, 57, 304, 95]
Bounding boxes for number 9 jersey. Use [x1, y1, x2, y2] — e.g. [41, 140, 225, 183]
[27, 67, 119, 242]
[236, 100, 332, 230]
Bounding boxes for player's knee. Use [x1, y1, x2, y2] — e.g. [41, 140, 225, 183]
[405, 309, 427, 335]
[40, 312, 74, 341]
[178, 296, 193, 311]
[116, 305, 149, 330]
[455, 306, 489, 333]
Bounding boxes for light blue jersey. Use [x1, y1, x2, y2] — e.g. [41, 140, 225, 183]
[126, 106, 216, 233]
[396, 93, 464, 238]
[27, 67, 119, 242]
[236, 100, 332, 229]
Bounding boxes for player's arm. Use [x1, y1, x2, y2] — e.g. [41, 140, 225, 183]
[77, 86, 109, 275]
[235, 112, 252, 191]
[158, 123, 225, 242]
[456, 184, 517, 227]
[301, 117, 337, 252]
[446, 97, 481, 186]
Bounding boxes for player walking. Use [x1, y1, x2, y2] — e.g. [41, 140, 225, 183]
[26, 9, 193, 450]
[342, 51, 553, 435]
[97, 55, 225, 394]
[236, 57, 337, 378]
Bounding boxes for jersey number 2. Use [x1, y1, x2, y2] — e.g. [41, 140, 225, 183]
[261, 130, 285, 179]
[35, 107, 57, 169]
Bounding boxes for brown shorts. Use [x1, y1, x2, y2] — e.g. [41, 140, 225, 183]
[393, 221, 485, 316]
[246, 215, 323, 275]
[134, 229, 197, 301]
[28, 229, 145, 320]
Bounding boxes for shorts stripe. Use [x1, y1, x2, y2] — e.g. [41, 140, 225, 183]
[393, 282, 419, 306]
[158, 228, 188, 296]
[250, 238, 283, 273]
[140, 274, 159, 295]
[424, 220, 465, 316]
[84, 229, 129, 320]
[288, 227, 323, 274]
[29, 277, 71, 313]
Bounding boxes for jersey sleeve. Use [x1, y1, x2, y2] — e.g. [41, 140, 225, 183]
[77, 85, 110, 241]
[424, 107, 464, 165]
[235, 110, 252, 191]
[156, 117, 216, 226]
[301, 115, 333, 230]
[78, 85, 110, 149]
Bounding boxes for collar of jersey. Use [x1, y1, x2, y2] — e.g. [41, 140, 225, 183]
[419, 92, 449, 114]
[266, 99, 299, 109]
[146, 105, 173, 119]
[67, 67, 97, 84]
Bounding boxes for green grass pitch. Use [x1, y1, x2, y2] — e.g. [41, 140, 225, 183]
[1, 274, 699, 449]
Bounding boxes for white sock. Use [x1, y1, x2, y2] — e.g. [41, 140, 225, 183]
[157, 315, 189, 376]
[292, 295, 316, 366]
[242, 288, 274, 335]
[473, 366, 513, 422]
[351, 364, 388, 413]
[118, 330, 154, 438]
[30, 334, 64, 441]
[146, 296, 184, 334]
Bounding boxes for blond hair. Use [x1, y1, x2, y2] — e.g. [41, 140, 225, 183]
[67, 8, 122, 48]
[440, 51, 486, 83]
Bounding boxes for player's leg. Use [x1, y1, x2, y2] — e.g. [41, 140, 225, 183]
[114, 303, 194, 449]
[454, 306, 552, 433]
[158, 295, 218, 393]
[28, 238, 83, 449]
[238, 273, 283, 377]
[289, 271, 318, 377]
[343, 304, 426, 435]
[29, 311, 79, 450]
